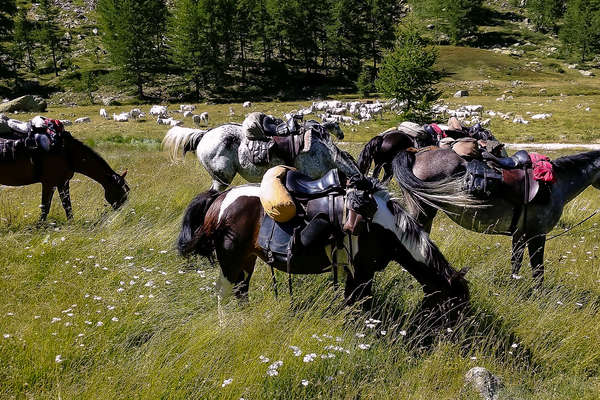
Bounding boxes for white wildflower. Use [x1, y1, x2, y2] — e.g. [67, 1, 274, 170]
[259, 355, 270, 363]
[301, 379, 310, 386]
[221, 378, 233, 387]
[289, 345, 302, 356]
[358, 343, 371, 350]
[55, 355, 63, 363]
[303, 353, 317, 362]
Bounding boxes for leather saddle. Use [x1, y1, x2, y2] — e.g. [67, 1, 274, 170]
[258, 169, 347, 272]
[271, 132, 308, 164]
[484, 150, 539, 205]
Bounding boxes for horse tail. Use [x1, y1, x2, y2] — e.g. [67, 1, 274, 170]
[391, 151, 479, 213]
[357, 134, 383, 175]
[162, 126, 207, 162]
[178, 189, 221, 257]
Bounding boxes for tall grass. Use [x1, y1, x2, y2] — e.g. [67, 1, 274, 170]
[1, 101, 600, 398]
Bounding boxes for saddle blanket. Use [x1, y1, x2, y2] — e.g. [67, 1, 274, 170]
[530, 152, 555, 183]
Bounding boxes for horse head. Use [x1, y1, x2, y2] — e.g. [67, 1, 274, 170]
[322, 121, 344, 140]
[105, 169, 130, 209]
[343, 176, 381, 235]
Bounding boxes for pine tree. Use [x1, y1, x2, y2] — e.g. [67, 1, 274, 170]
[410, 0, 483, 44]
[37, 0, 67, 77]
[528, 0, 566, 31]
[328, 0, 364, 78]
[13, 7, 36, 72]
[97, 0, 168, 97]
[0, 0, 17, 80]
[560, 0, 600, 62]
[375, 22, 440, 123]
[170, 0, 213, 99]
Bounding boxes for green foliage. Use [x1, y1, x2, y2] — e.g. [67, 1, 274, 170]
[356, 64, 376, 96]
[376, 23, 440, 123]
[559, 0, 600, 62]
[37, 0, 68, 77]
[410, 0, 484, 44]
[13, 7, 36, 72]
[97, 0, 168, 97]
[528, 0, 566, 32]
[75, 71, 99, 104]
[0, 0, 17, 79]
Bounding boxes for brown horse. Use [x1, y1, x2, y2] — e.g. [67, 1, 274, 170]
[177, 184, 469, 307]
[392, 148, 600, 286]
[0, 135, 129, 221]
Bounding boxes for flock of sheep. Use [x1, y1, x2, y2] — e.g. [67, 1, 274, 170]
[99, 104, 214, 127]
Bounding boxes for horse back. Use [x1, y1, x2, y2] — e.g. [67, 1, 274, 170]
[413, 148, 466, 181]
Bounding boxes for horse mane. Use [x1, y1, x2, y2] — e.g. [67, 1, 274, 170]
[551, 150, 600, 172]
[382, 193, 454, 284]
[67, 136, 117, 175]
[357, 134, 383, 174]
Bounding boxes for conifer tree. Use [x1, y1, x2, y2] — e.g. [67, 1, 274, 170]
[0, 0, 17, 80]
[97, 0, 167, 98]
[528, 0, 566, 32]
[376, 22, 440, 123]
[38, 0, 67, 77]
[13, 8, 36, 72]
[560, 0, 600, 62]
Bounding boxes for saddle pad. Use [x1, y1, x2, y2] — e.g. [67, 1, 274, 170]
[258, 214, 304, 256]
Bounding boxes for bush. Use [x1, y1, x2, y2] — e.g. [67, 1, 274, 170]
[356, 65, 376, 97]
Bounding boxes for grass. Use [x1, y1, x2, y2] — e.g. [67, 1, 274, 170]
[2, 94, 600, 398]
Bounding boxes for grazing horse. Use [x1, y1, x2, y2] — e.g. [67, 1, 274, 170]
[0, 135, 129, 221]
[392, 148, 600, 286]
[177, 185, 469, 307]
[162, 122, 357, 191]
[358, 129, 436, 183]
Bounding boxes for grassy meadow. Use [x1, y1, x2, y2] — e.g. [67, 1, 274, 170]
[2, 89, 600, 399]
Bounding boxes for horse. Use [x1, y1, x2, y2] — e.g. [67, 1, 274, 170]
[358, 123, 505, 184]
[0, 135, 130, 221]
[176, 184, 470, 308]
[162, 122, 359, 191]
[358, 129, 436, 183]
[391, 148, 600, 286]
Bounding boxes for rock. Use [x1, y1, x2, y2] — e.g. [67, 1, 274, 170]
[480, 118, 491, 127]
[64, 32, 72, 41]
[579, 70, 595, 77]
[102, 97, 118, 106]
[74, 117, 91, 124]
[510, 80, 523, 87]
[92, 27, 98, 35]
[513, 115, 529, 124]
[61, 120, 73, 126]
[465, 367, 503, 400]
[539, 88, 547, 94]
[567, 64, 578, 69]
[454, 90, 469, 98]
[427, 24, 435, 29]
[0, 95, 47, 113]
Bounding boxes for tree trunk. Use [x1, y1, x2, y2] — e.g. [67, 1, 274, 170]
[51, 45, 58, 77]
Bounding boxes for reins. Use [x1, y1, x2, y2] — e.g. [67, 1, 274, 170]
[546, 209, 600, 241]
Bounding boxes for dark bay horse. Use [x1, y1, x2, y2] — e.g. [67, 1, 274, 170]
[0, 135, 129, 221]
[177, 185, 469, 307]
[358, 129, 435, 183]
[392, 148, 600, 286]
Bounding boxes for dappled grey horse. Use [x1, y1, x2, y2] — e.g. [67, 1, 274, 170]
[162, 122, 359, 190]
[392, 148, 600, 286]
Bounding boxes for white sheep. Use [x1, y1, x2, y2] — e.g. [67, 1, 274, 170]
[200, 112, 209, 123]
[179, 104, 195, 112]
[150, 105, 168, 117]
[183, 111, 193, 118]
[243, 101, 252, 108]
[99, 108, 108, 119]
[113, 112, 129, 122]
[130, 108, 142, 119]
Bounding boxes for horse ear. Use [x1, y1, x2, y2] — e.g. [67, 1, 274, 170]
[121, 169, 128, 179]
[457, 267, 470, 277]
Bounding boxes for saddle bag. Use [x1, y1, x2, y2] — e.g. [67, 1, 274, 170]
[462, 159, 502, 198]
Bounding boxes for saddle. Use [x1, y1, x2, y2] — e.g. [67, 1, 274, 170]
[465, 150, 540, 205]
[258, 167, 348, 275]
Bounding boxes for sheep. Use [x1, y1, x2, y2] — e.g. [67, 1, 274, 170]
[183, 111, 193, 118]
[113, 112, 129, 122]
[179, 105, 195, 112]
[150, 105, 168, 117]
[130, 108, 142, 119]
[229, 107, 235, 117]
[200, 112, 209, 123]
[99, 108, 108, 119]
[243, 101, 252, 108]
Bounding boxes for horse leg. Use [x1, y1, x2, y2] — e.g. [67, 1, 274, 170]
[381, 163, 394, 184]
[57, 182, 73, 220]
[344, 268, 375, 309]
[234, 256, 256, 302]
[527, 234, 546, 288]
[39, 184, 55, 222]
[511, 232, 526, 278]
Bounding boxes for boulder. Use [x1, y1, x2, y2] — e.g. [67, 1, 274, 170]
[579, 70, 595, 77]
[454, 90, 469, 98]
[0, 114, 10, 134]
[465, 367, 503, 400]
[0, 95, 47, 113]
[74, 117, 91, 124]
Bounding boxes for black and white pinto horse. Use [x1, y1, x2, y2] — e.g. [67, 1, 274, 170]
[163, 122, 357, 191]
[177, 185, 470, 307]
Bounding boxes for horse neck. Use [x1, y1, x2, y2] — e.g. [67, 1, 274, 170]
[328, 141, 361, 178]
[68, 139, 116, 189]
[554, 152, 600, 203]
